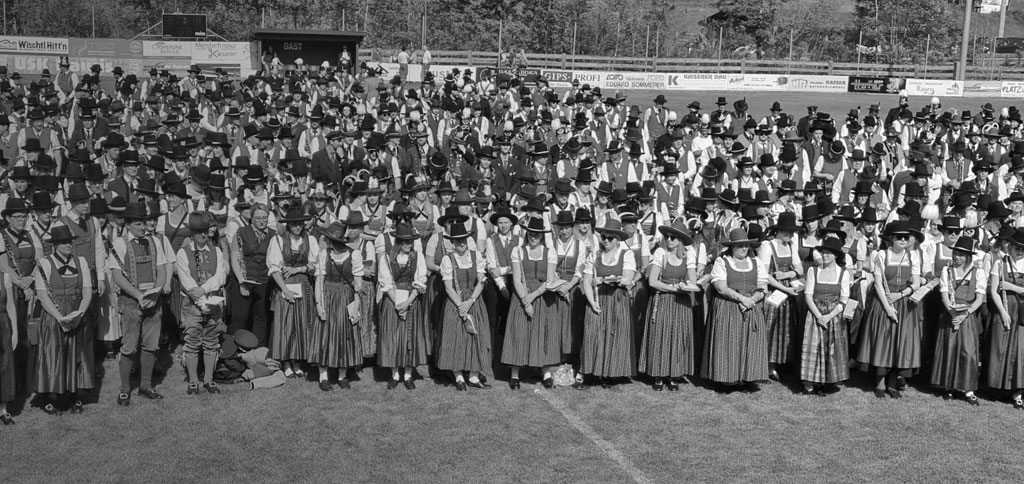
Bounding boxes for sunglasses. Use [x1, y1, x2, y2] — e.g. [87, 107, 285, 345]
[894, 234, 910, 241]
[665, 235, 680, 241]
[600, 235, 617, 241]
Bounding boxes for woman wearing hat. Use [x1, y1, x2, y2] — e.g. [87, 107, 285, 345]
[0, 198, 43, 396]
[729, 157, 759, 194]
[761, 212, 805, 381]
[32, 225, 93, 415]
[930, 237, 985, 406]
[310, 222, 364, 391]
[855, 221, 924, 399]
[266, 208, 321, 378]
[501, 217, 559, 389]
[158, 181, 193, 324]
[985, 227, 1024, 408]
[640, 219, 699, 391]
[702, 226, 770, 390]
[549, 210, 585, 386]
[796, 205, 823, 268]
[580, 219, 637, 388]
[398, 175, 435, 239]
[376, 222, 429, 389]
[799, 237, 851, 395]
[436, 223, 492, 391]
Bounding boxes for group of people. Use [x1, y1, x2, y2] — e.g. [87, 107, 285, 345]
[0, 53, 1023, 427]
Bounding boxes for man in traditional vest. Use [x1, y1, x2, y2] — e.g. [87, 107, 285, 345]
[176, 212, 228, 395]
[110, 202, 168, 405]
[228, 202, 275, 346]
[54, 57, 77, 99]
[59, 183, 106, 305]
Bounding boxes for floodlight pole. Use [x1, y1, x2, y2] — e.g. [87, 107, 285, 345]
[959, 0, 971, 80]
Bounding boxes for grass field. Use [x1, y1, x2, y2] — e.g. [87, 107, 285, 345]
[4, 353, 1024, 483]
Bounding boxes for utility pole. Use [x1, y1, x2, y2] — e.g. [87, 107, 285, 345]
[959, 0, 972, 79]
[421, 0, 427, 47]
[999, 0, 1009, 38]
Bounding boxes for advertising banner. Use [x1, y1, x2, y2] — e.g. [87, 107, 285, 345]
[571, 71, 604, 89]
[847, 76, 902, 94]
[665, 73, 731, 91]
[0, 54, 60, 73]
[143, 57, 193, 72]
[725, 74, 788, 91]
[69, 38, 142, 59]
[786, 75, 849, 93]
[1001, 81, 1024, 98]
[191, 42, 253, 63]
[0, 36, 68, 55]
[601, 72, 666, 91]
[143, 40, 192, 58]
[68, 57, 143, 74]
[961, 80, 1002, 98]
[541, 69, 573, 88]
[904, 79, 963, 97]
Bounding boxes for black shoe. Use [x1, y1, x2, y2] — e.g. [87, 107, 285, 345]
[42, 403, 62, 416]
[966, 394, 980, 407]
[678, 376, 691, 385]
[887, 389, 903, 399]
[813, 387, 828, 397]
[572, 379, 585, 390]
[941, 391, 953, 401]
[666, 381, 680, 392]
[0, 412, 13, 425]
[769, 370, 780, 382]
[739, 383, 760, 394]
[467, 379, 491, 389]
[186, 383, 201, 396]
[117, 392, 131, 406]
[542, 377, 554, 389]
[509, 378, 521, 390]
[338, 378, 351, 390]
[455, 381, 467, 391]
[800, 387, 816, 396]
[138, 388, 164, 400]
[387, 379, 400, 390]
[600, 379, 611, 389]
[69, 400, 84, 414]
[652, 380, 664, 391]
[404, 379, 416, 390]
[873, 389, 888, 399]
[319, 380, 333, 392]
[895, 376, 907, 391]
[204, 383, 220, 394]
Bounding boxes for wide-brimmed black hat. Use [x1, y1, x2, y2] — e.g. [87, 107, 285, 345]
[280, 208, 312, 223]
[47, 225, 77, 244]
[323, 222, 348, 244]
[882, 220, 924, 243]
[594, 219, 627, 240]
[657, 219, 693, 245]
[489, 210, 518, 226]
[391, 222, 420, 241]
[769, 211, 801, 233]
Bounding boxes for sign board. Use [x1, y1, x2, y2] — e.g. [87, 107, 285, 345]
[163, 14, 207, 38]
[962, 80, 1002, 98]
[540, 69, 573, 88]
[665, 73, 731, 91]
[786, 75, 848, 93]
[0, 36, 68, 55]
[725, 74, 788, 91]
[143, 41, 192, 58]
[191, 42, 252, 63]
[601, 72, 666, 91]
[904, 79, 962, 98]
[847, 76, 902, 94]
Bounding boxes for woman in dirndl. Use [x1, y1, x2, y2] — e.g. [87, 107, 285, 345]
[580, 219, 637, 388]
[760, 211, 804, 381]
[436, 223, 492, 391]
[377, 222, 429, 390]
[855, 221, 923, 399]
[0, 270, 15, 424]
[426, 206, 470, 355]
[799, 237, 850, 395]
[160, 183, 192, 328]
[702, 226, 770, 391]
[931, 236, 984, 406]
[311, 222, 363, 391]
[985, 226, 1024, 409]
[502, 217, 559, 389]
[33, 225, 93, 415]
[550, 210, 585, 387]
[640, 218, 700, 391]
[267, 208, 320, 378]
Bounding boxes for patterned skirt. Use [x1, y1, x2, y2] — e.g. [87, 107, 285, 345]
[984, 295, 1024, 390]
[580, 285, 636, 378]
[436, 290, 492, 374]
[376, 291, 430, 368]
[854, 288, 921, 373]
[269, 274, 315, 361]
[35, 295, 92, 394]
[700, 294, 768, 384]
[930, 311, 980, 392]
[639, 290, 698, 378]
[307, 281, 362, 369]
[359, 277, 378, 357]
[766, 294, 799, 365]
[501, 290, 560, 368]
[799, 299, 850, 384]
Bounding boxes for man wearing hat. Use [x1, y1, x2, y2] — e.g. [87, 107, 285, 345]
[58, 183, 107, 307]
[176, 213, 228, 395]
[106, 150, 143, 203]
[109, 203, 169, 404]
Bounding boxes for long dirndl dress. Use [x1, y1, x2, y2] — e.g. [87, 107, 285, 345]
[426, 234, 451, 356]
[921, 243, 953, 373]
[0, 276, 13, 403]
[701, 255, 769, 384]
[436, 252, 492, 375]
[502, 245, 560, 368]
[162, 213, 191, 323]
[639, 248, 698, 379]
[308, 248, 362, 369]
[269, 235, 316, 362]
[930, 265, 981, 392]
[984, 256, 1024, 390]
[35, 255, 93, 394]
[764, 240, 800, 365]
[855, 250, 921, 376]
[580, 248, 636, 378]
[799, 266, 850, 384]
[551, 238, 582, 357]
[357, 239, 378, 358]
[377, 251, 430, 368]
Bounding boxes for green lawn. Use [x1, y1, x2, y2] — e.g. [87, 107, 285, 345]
[4, 356, 1024, 483]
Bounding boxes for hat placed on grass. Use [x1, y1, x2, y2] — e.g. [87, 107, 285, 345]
[47, 225, 78, 245]
[234, 329, 259, 350]
[657, 218, 693, 245]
